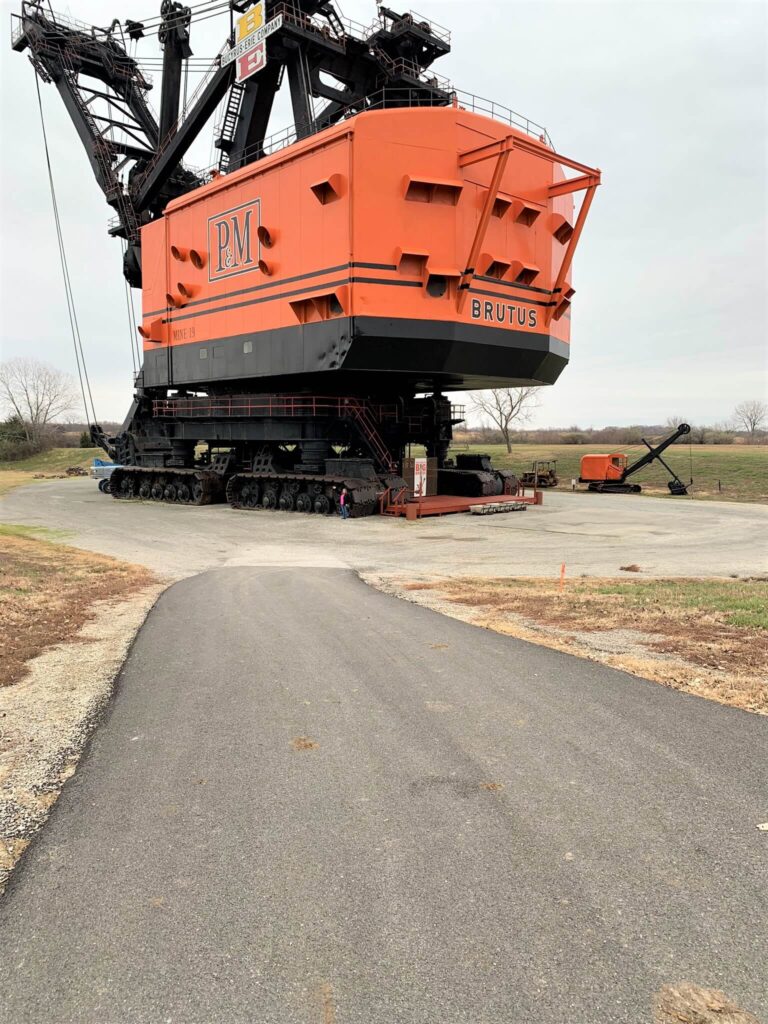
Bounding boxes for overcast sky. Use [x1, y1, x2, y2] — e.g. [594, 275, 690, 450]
[1, 0, 766, 428]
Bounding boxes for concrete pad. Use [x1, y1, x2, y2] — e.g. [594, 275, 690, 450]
[2, 479, 766, 580]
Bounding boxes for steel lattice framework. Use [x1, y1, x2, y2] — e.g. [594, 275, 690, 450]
[13, 0, 452, 285]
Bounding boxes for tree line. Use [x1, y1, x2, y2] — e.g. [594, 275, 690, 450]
[466, 390, 767, 451]
[1, 358, 766, 462]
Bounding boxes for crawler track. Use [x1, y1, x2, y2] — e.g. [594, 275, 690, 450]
[437, 468, 518, 497]
[226, 472, 380, 517]
[109, 467, 226, 505]
[587, 482, 642, 494]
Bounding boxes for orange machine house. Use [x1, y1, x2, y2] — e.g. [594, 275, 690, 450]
[580, 454, 628, 483]
[140, 104, 598, 396]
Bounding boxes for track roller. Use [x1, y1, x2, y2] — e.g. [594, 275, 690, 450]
[109, 467, 225, 506]
[226, 472, 379, 517]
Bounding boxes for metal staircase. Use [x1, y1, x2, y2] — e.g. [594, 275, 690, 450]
[345, 400, 397, 474]
[215, 82, 246, 172]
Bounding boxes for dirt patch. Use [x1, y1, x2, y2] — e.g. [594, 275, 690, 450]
[653, 982, 762, 1023]
[0, 532, 165, 891]
[366, 574, 768, 714]
[291, 736, 318, 751]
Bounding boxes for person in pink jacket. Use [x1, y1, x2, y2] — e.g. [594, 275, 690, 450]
[339, 487, 350, 519]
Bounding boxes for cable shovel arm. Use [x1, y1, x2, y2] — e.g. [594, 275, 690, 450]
[622, 423, 691, 494]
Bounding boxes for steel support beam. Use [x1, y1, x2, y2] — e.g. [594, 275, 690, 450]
[133, 62, 235, 213]
[286, 44, 315, 140]
[52, 74, 114, 195]
[228, 60, 282, 170]
[545, 184, 598, 325]
[457, 137, 513, 312]
[158, 3, 193, 140]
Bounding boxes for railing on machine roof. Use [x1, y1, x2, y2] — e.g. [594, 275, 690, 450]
[452, 91, 552, 146]
[270, 4, 451, 48]
[11, 13, 24, 47]
[271, 1, 369, 46]
[365, 8, 451, 45]
[151, 395, 465, 424]
[107, 85, 552, 235]
[194, 86, 552, 182]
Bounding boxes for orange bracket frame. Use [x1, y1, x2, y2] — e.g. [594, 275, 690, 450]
[456, 134, 601, 321]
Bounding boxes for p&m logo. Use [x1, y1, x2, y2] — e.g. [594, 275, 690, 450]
[207, 198, 261, 282]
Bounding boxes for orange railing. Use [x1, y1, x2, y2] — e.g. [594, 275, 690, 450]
[379, 485, 408, 515]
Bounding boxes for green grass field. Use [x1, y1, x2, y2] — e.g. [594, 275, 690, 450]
[0, 448, 102, 496]
[0, 447, 102, 474]
[450, 443, 768, 503]
[0, 444, 765, 503]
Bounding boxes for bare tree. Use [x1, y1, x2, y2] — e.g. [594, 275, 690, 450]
[0, 358, 78, 445]
[733, 400, 767, 443]
[470, 387, 540, 453]
[665, 416, 689, 432]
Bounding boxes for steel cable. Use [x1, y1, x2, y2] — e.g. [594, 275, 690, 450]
[121, 242, 138, 376]
[34, 71, 98, 426]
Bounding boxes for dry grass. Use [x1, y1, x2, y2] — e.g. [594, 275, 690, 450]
[0, 471, 41, 497]
[390, 575, 768, 714]
[0, 529, 161, 890]
[0, 530, 153, 688]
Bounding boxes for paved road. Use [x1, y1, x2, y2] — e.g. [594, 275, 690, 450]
[2, 568, 766, 1023]
[3, 478, 767, 579]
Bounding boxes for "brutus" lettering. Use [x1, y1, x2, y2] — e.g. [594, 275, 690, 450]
[471, 298, 537, 329]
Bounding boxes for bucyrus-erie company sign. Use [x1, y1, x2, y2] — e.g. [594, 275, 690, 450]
[221, 1, 283, 84]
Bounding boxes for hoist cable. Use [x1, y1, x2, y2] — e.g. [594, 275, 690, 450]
[183, 55, 189, 114]
[127, 275, 143, 370]
[140, 0, 231, 30]
[34, 71, 98, 426]
[121, 243, 138, 376]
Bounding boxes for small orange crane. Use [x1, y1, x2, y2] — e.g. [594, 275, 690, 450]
[579, 424, 691, 494]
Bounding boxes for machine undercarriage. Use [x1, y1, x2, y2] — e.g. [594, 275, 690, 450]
[95, 390, 518, 516]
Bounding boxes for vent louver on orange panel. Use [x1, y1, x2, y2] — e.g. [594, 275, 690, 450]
[512, 200, 541, 226]
[310, 173, 345, 204]
[480, 254, 511, 280]
[138, 317, 164, 343]
[492, 195, 513, 219]
[553, 284, 575, 320]
[509, 260, 540, 285]
[550, 213, 574, 244]
[425, 266, 461, 297]
[404, 176, 463, 206]
[396, 249, 429, 276]
[289, 288, 347, 324]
